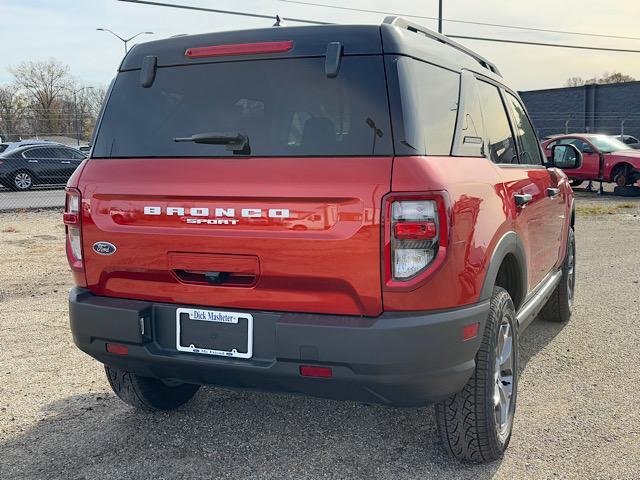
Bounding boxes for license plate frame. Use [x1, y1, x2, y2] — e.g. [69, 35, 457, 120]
[176, 308, 253, 359]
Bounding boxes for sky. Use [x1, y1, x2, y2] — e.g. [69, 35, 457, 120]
[2, 0, 640, 91]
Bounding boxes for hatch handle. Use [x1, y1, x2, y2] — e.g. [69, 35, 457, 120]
[204, 271, 230, 285]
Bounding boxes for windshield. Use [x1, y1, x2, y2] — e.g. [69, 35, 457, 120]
[587, 135, 632, 153]
[93, 56, 393, 158]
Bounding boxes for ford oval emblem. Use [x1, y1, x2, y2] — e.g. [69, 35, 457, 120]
[92, 241, 117, 255]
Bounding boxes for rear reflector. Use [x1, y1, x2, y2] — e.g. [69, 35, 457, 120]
[299, 365, 332, 378]
[185, 40, 294, 58]
[106, 343, 129, 355]
[462, 323, 480, 341]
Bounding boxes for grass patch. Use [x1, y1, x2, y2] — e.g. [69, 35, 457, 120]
[577, 204, 638, 215]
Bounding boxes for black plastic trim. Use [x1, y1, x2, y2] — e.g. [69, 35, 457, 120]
[69, 287, 490, 406]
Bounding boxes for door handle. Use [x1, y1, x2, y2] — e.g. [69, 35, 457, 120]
[546, 187, 560, 198]
[61, 161, 71, 164]
[514, 193, 533, 206]
[27, 160, 38, 163]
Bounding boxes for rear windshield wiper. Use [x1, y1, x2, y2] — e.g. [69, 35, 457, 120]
[173, 132, 250, 154]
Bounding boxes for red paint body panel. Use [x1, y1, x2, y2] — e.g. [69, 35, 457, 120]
[77, 157, 392, 316]
[387, 156, 508, 311]
[542, 135, 640, 182]
[386, 156, 571, 311]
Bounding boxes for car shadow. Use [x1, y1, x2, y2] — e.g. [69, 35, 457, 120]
[518, 315, 568, 373]
[2, 318, 565, 480]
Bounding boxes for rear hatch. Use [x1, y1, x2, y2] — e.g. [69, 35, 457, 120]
[80, 35, 393, 316]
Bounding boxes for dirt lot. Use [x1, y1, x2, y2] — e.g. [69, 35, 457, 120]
[1, 192, 639, 480]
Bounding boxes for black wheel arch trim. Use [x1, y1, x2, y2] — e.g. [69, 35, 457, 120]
[479, 231, 528, 311]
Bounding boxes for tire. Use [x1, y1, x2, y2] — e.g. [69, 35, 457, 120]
[105, 365, 200, 411]
[435, 287, 518, 463]
[613, 185, 640, 197]
[612, 165, 631, 187]
[539, 227, 575, 323]
[11, 170, 34, 191]
[569, 180, 583, 187]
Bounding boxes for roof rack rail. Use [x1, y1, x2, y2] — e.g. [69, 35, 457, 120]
[382, 16, 502, 77]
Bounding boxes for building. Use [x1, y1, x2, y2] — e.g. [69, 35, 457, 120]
[520, 81, 640, 140]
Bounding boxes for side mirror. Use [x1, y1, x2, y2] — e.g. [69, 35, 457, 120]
[550, 144, 582, 170]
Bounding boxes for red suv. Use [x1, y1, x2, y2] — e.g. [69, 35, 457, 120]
[542, 134, 640, 187]
[66, 17, 580, 463]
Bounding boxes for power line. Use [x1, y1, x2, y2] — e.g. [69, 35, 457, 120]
[118, 0, 329, 25]
[116, 0, 640, 54]
[279, 0, 640, 41]
[448, 35, 640, 54]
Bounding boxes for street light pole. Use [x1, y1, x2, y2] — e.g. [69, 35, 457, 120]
[438, 0, 443, 33]
[96, 28, 154, 53]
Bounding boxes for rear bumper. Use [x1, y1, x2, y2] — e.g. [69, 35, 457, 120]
[69, 287, 489, 406]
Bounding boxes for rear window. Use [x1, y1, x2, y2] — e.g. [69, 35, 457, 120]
[92, 56, 393, 158]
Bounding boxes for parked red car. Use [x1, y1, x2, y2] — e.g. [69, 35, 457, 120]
[542, 134, 640, 186]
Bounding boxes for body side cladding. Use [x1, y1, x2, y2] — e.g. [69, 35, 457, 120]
[479, 231, 527, 311]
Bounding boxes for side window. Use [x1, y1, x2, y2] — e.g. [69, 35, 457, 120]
[56, 148, 84, 159]
[70, 149, 86, 159]
[51, 148, 69, 159]
[22, 148, 44, 158]
[396, 57, 460, 155]
[558, 137, 589, 152]
[504, 93, 543, 166]
[476, 81, 518, 164]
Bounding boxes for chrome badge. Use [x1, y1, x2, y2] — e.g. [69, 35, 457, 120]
[92, 241, 117, 255]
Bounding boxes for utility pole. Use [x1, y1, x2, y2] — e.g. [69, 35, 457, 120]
[438, 0, 443, 33]
[96, 28, 154, 53]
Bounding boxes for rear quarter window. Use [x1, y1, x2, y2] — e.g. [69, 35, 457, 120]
[387, 56, 460, 156]
[93, 56, 393, 158]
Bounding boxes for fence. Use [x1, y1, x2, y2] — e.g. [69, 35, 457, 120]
[0, 132, 89, 211]
[529, 113, 640, 139]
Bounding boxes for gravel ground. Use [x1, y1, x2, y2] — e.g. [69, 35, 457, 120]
[1, 192, 639, 479]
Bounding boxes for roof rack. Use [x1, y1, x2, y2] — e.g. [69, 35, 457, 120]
[383, 16, 501, 77]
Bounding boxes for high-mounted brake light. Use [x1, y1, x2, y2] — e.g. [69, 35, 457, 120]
[383, 193, 449, 288]
[185, 40, 294, 59]
[64, 189, 84, 282]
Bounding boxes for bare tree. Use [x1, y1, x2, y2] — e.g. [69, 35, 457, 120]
[10, 59, 71, 134]
[598, 71, 635, 84]
[565, 72, 635, 88]
[565, 77, 585, 87]
[0, 84, 27, 141]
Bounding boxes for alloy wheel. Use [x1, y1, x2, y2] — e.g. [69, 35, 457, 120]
[566, 236, 575, 308]
[494, 315, 514, 442]
[14, 172, 32, 190]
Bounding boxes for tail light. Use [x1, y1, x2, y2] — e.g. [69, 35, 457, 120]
[64, 188, 86, 285]
[383, 193, 449, 289]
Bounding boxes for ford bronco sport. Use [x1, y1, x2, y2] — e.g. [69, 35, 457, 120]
[66, 17, 580, 463]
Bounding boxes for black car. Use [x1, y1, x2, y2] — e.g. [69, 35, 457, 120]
[0, 145, 86, 191]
